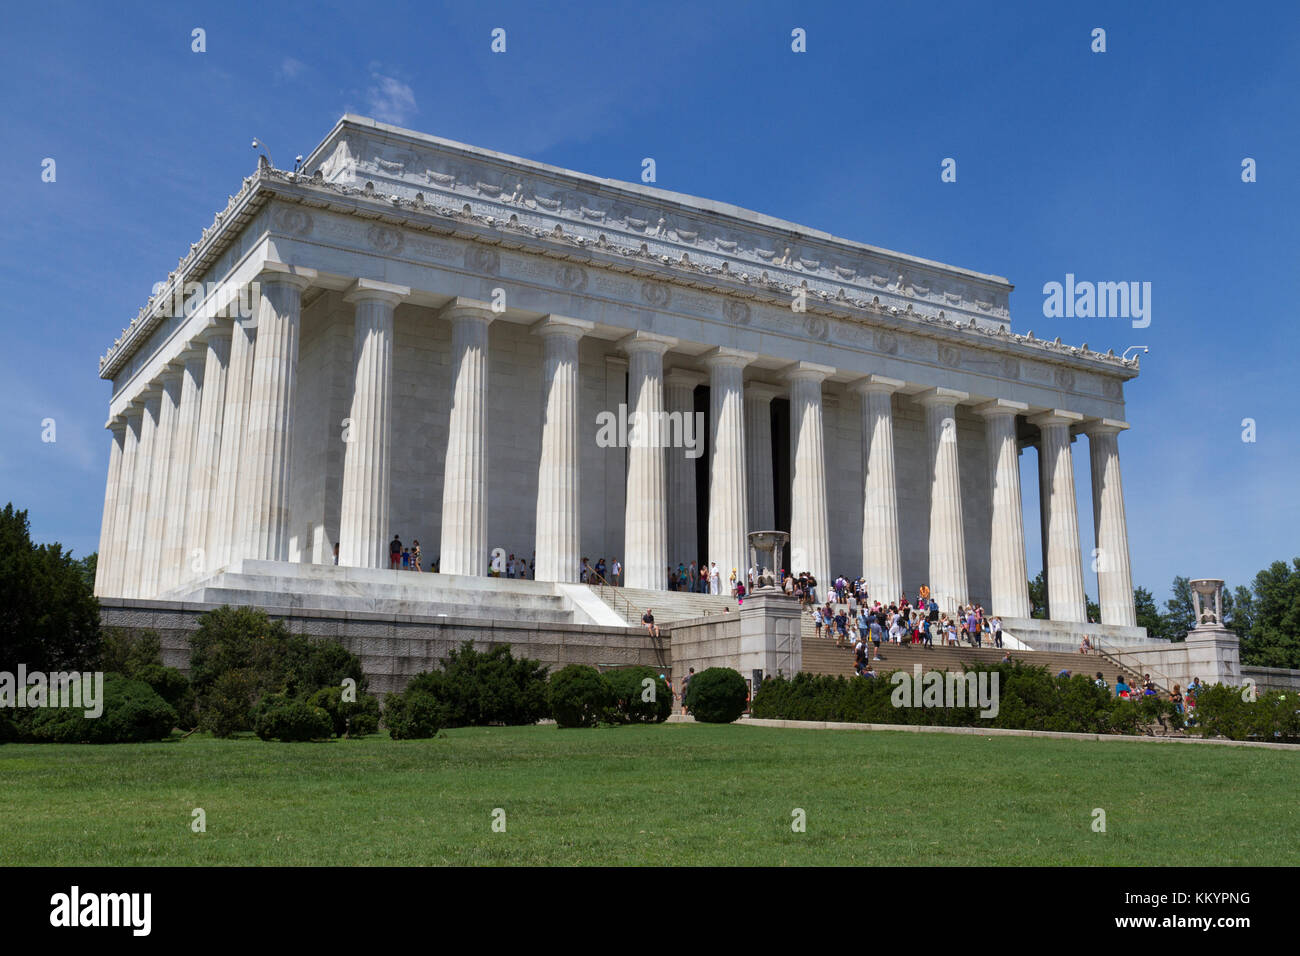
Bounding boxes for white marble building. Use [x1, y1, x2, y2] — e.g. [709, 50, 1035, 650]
[94, 115, 1144, 639]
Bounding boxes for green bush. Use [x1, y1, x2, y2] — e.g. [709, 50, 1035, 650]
[684, 667, 749, 724]
[188, 606, 368, 734]
[22, 675, 176, 744]
[133, 664, 195, 727]
[404, 643, 550, 727]
[383, 689, 444, 739]
[548, 665, 613, 728]
[308, 686, 381, 737]
[604, 666, 671, 724]
[254, 699, 333, 742]
[1193, 684, 1300, 741]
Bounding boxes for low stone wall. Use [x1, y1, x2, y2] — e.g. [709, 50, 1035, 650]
[666, 614, 743, 682]
[1242, 665, 1300, 693]
[100, 598, 663, 695]
[999, 616, 1156, 654]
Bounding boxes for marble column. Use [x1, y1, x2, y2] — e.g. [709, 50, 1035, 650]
[108, 409, 142, 597]
[439, 299, 494, 576]
[141, 369, 182, 598]
[158, 348, 205, 593]
[339, 279, 407, 568]
[976, 398, 1031, 618]
[239, 263, 315, 563]
[94, 419, 127, 597]
[621, 331, 678, 590]
[919, 387, 970, 614]
[1029, 409, 1087, 623]
[211, 315, 257, 569]
[123, 389, 160, 598]
[705, 348, 754, 589]
[665, 368, 704, 568]
[855, 375, 905, 605]
[744, 382, 780, 534]
[787, 362, 833, 589]
[183, 326, 231, 584]
[1085, 419, 1137, 626]
[532, 315, 593, 582]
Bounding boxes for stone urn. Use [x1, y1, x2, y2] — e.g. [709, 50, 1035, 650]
[1190, 579, 1225, 627]
[747, 531, 789, 593]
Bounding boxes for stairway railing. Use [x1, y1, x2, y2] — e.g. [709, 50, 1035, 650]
[586, 572, 670, 674]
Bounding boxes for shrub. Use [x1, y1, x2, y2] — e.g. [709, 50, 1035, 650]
[404, 643, 550, 727]
[548, 665, 613, 728]
[308, 686, 381, 737]
[383, 689, 444, 739]
[604, 666, 671, 724]
[1193, 685, 1300, 741]
[254, 699, 333, 742]
[684, 667, 749, 724]
[23, 675, 176, 744]
[199, 668, 261, 738]
[133, 664, 195, 727]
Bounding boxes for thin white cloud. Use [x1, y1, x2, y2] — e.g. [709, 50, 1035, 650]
[277, 57, 307, 81]
[366, 74, 417, 125]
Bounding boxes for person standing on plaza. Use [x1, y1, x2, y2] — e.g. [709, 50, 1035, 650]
[412, 540, 422, 572]
[389, 534, 402, 570]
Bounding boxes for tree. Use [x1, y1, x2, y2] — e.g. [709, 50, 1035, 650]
[0, 503, 100, 672]
[1133, 586, 1167, 640]
[1239, 559, 1300, 669]
[1027, 572, 1047, 619]
[1086, 595, 1101, 624]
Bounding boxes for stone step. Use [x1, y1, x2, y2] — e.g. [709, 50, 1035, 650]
[188, 586, 579, 623]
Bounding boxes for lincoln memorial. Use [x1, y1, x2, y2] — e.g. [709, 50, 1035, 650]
[93, 115, 1160, 681]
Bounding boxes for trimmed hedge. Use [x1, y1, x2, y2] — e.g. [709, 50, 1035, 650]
[308, 686, 381, 737]
[684, 667, 748, 724]
[403, 643, 550, 728]
[1191, 685, 1300, 742]
[18, 675, 177, 744]
[254, 697, 334, 742]
[382, 690, 444, 739]
[751, 663, 1182, 735]
[604, 666, 672, 724]
[548, 664, 613, 728]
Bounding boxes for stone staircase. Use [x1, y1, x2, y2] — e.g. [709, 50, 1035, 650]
[798, 608, 1135, 684]
[589, 585, 738, 626]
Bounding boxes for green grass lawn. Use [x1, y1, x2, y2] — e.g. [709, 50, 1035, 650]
[2, 723, 1296, 866]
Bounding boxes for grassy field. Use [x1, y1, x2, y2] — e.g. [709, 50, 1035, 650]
[2, 723, 1296, 866]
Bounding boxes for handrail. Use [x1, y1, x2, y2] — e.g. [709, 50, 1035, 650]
[1092, 634, 1178, 698]
[586, 571, 671, 674]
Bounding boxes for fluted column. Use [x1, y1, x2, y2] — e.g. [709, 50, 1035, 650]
[211, 315, 256, 570]
[533, 315, 593, 582]
[621, 331, 678, 590]
[94, 419, 127, 597]
[183, 326, 231, 584]
[439, 299, 494, 576]
[159, 348, 205, 593]
[339, 279, 407, 568]
[855, 375, 905, 605]
[745, 382, 780, 533]
[141, 369, 182, 598]
[665, 368, 704, 567]
[239, 263, 315, 563]
[1085, 419, 1137, 626]
[705, 348, 754, 587]
[787, 362, 833, 587]
[123, 389, 160, 598]
[108, 409, 142, 597]
[919, 387, 970, 614]
[1030, 409, 1087, 623]
[976, 399, 1031, 618]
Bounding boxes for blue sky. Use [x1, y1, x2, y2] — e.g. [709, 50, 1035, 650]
[1, 0, 1296, 607]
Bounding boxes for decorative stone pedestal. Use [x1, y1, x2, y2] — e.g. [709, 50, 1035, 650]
[738, 593, 802, 679]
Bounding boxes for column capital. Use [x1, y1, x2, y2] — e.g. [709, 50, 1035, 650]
[618, 330, 678, 357]
[158, 364, 185, 386]
[664, 367, 707, 389]
[440, 297, 496, 324]
[744, 380, 785, 402]
[974, 397, 1029, 419]
[344, 277, 410, 307]
[916, 386, 970, 408]
[189, 321, 235, 349]
[105, 416, 128, 435]
[852, 374, 906, 397]
[1028, 408, 1084, 429]
[1081, 417, 1129, 436]
[703, 346, 757, 370]
[784, 360, 835, 384]
[256, 260, 317, 290]
[532, 314, 594, 340]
